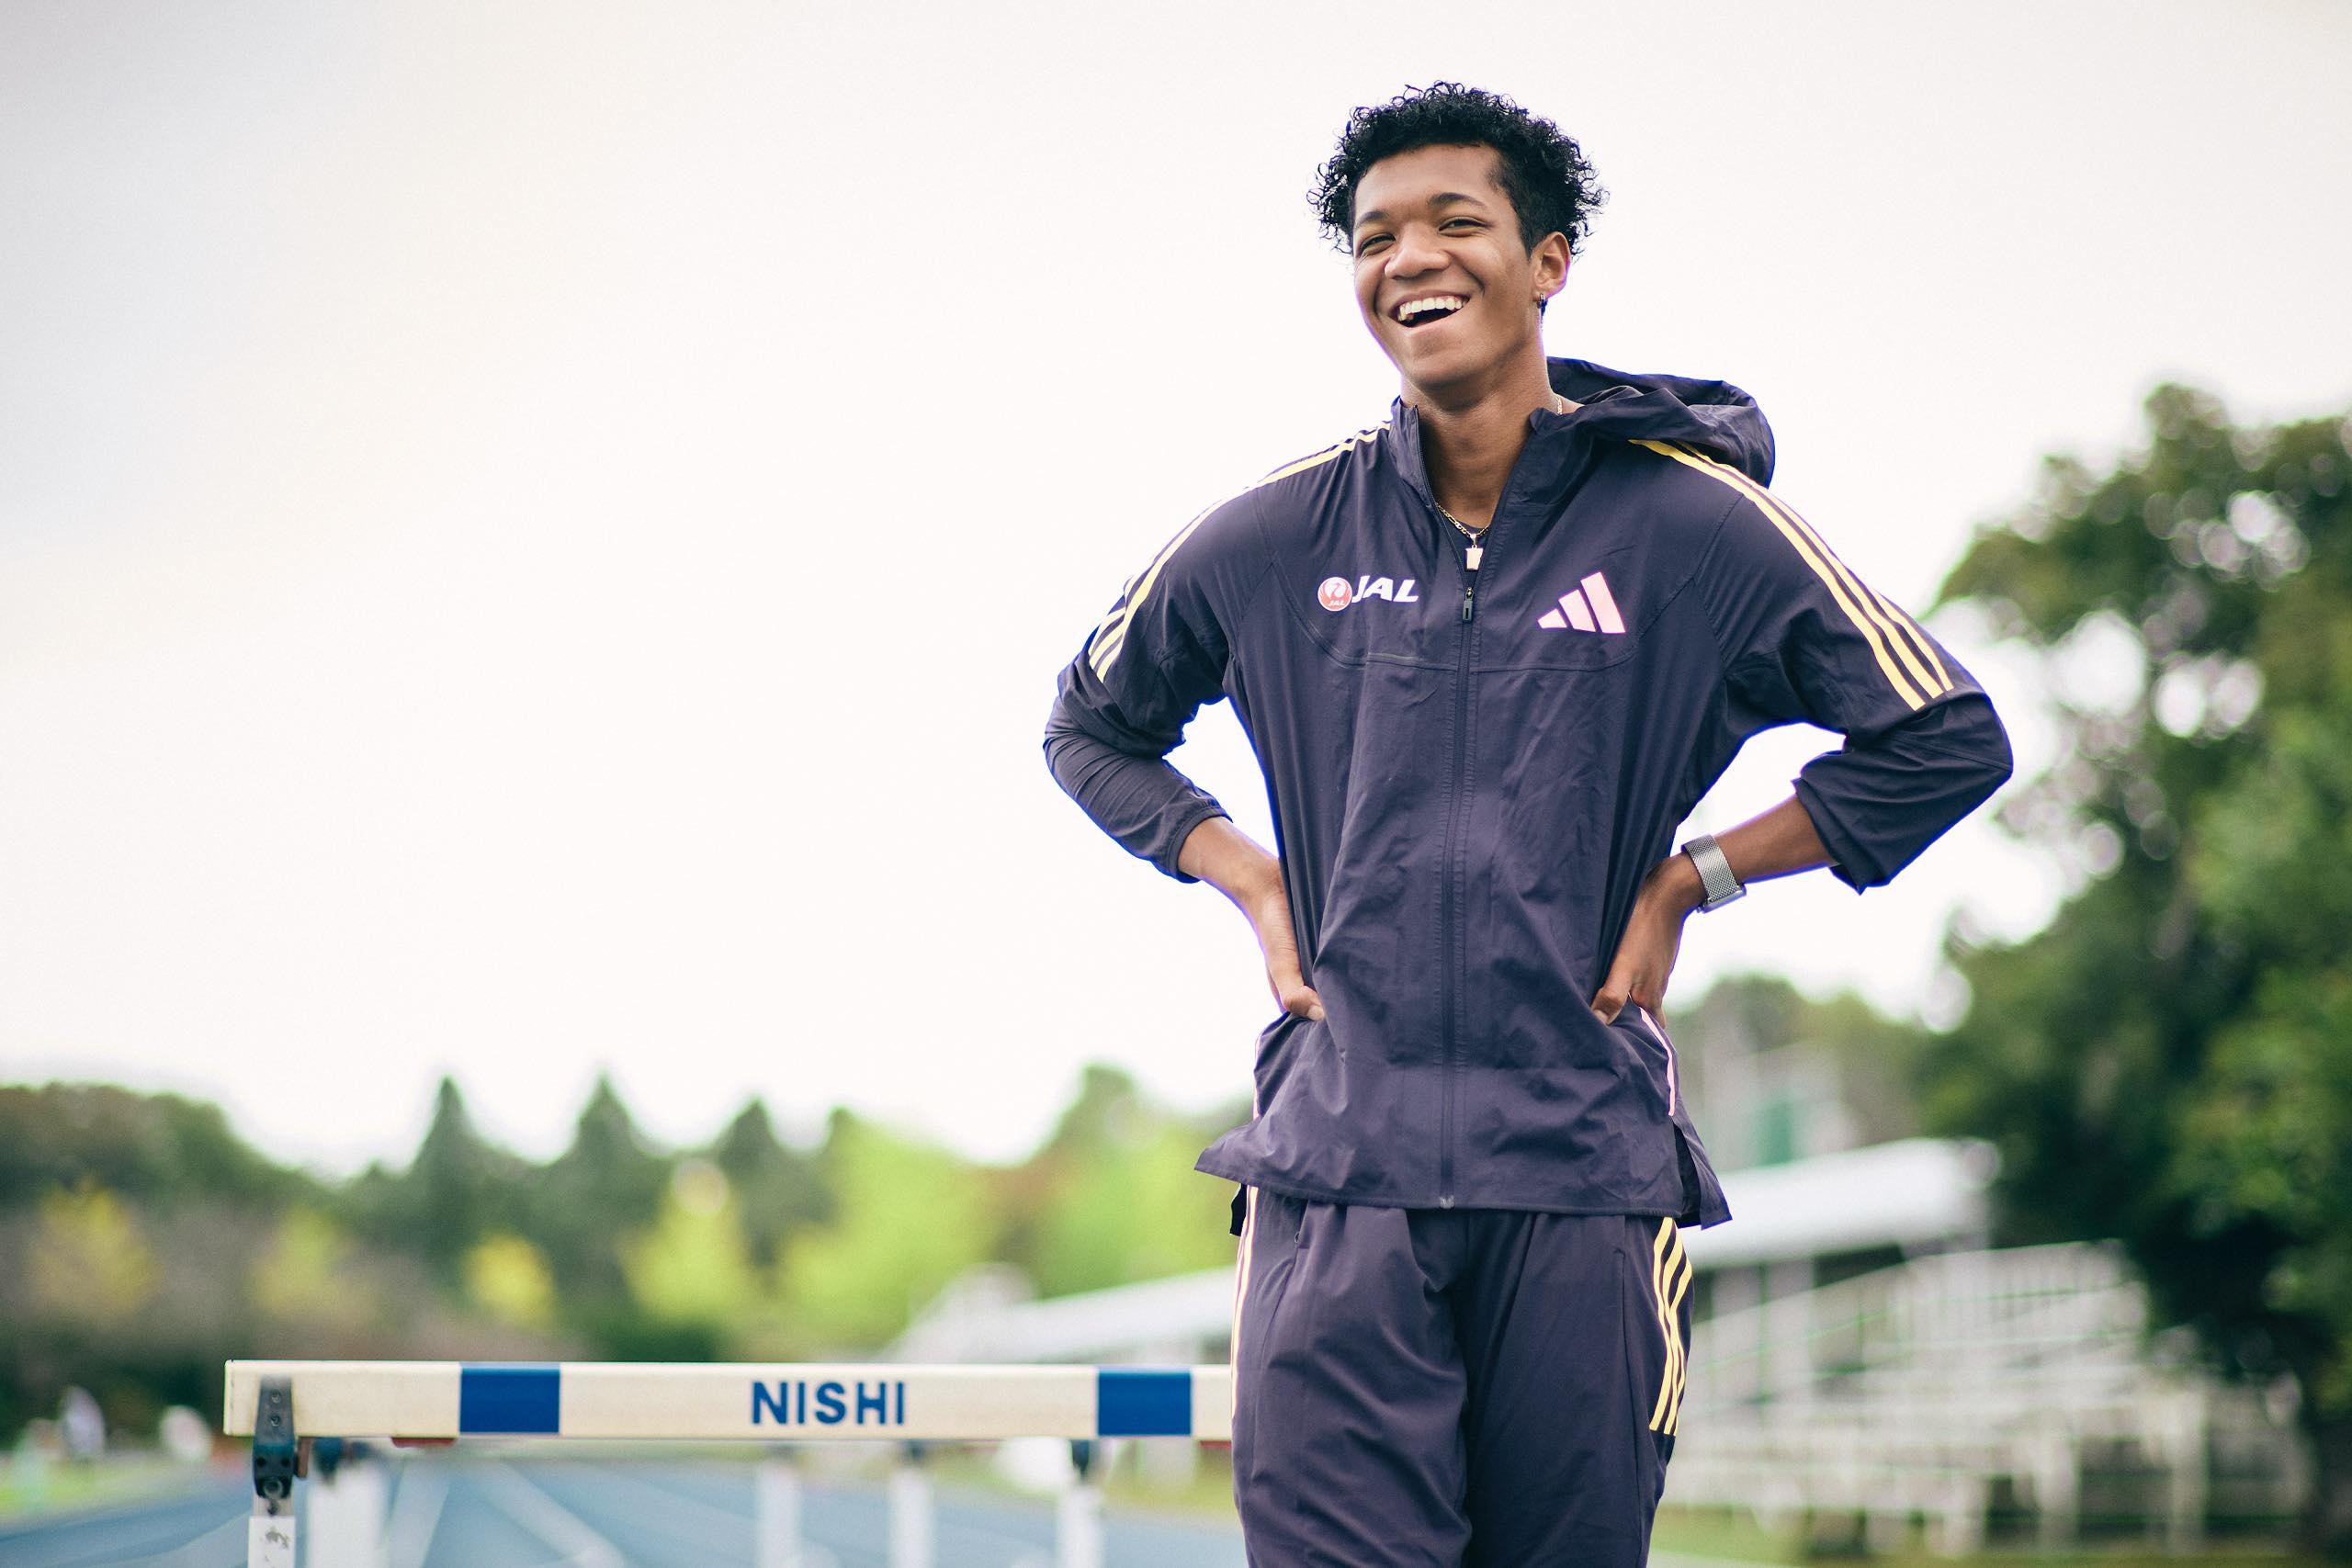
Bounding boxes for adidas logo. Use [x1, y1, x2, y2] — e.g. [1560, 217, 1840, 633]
[1536, 571, 1627, 634]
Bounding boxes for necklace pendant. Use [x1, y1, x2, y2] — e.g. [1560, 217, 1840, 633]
[1464, 544, 1483, 570]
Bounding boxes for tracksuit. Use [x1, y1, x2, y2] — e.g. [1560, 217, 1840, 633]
[1043, 357, 2012, 1563]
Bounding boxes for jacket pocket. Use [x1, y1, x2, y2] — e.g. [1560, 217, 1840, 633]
[1613, 1004, 1679, 1117]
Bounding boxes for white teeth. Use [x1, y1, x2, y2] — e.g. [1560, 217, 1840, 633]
[1397, 296, 1466, 321]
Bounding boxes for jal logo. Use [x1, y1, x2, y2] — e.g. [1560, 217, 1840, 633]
[1317, 575, 1420, 613]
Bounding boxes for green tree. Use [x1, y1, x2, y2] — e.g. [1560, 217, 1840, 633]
[27, 1184, 157, 1326]
[622, 1175, 764, 1350]
[706, 1100, 831, 1268]
[1009, 1065, 1238, 1297]
[464, 1233, 559, 1330]
[366, 1077, 532, 1287]
[0, 1085, 310, 1210]
[1926, 386, 2352, 1552]
[249, 1207, 368, 1337]
[776, 1110, 998, 1353]
[532, 1074, 672, 1309]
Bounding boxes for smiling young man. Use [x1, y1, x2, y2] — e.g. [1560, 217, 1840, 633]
[1044, 85, 2011, 1565]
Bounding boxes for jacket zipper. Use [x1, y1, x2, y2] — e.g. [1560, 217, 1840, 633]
[1424, 418, 1589, 1208]
[1436, 522, 1487, 1207]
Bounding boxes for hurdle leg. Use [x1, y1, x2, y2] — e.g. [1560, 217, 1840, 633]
[755, 1448, 804, 1568]
[1057, 1439, 1103, 1568]
[308, 1440, 390, 1568]
[250, 1496, 296, 1568]
[248, 1377, 298, 1568]
[887, 1442, 934, 1568]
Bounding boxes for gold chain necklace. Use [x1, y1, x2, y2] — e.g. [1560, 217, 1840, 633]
[1436, 500, 1480, 539]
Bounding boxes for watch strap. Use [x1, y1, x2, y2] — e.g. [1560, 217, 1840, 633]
[1681, 833, 1746, 911]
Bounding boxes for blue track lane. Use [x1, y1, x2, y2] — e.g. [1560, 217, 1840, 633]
[0, 1458, 1247, 1567]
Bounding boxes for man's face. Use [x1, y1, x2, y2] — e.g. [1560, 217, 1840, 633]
[1348, 143, 1566, 398]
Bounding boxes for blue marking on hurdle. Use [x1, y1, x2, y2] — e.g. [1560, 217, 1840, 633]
[458, 1363, 561, 1434]
[1094, 1368, 1191, 1437]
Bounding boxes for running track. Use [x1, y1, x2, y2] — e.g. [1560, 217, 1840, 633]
[0, 1458, 1250, 1567]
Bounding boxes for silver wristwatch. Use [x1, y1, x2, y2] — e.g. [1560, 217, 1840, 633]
[1680, 833, 1746, 912]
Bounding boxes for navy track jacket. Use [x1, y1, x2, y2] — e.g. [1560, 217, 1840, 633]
[1045, 358, 2012, 1224]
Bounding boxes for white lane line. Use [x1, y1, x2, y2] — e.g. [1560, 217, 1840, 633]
[386, 1464, 449, 1568]
[477, 1461, 625, 1568]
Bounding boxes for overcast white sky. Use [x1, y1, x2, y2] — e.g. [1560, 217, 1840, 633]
[4, 1, 2347, 1174]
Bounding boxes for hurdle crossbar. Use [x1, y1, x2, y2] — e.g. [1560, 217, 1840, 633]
[223, 1359, 1234, 1443]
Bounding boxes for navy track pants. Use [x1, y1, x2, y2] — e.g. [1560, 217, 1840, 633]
[1229, 1192, 1692, 1567]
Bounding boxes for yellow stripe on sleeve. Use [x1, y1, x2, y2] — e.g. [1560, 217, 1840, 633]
[1252, 423, 1386, 487]
[1089, 423, 1387, 681]
[1732, 462, 1953, 694]
[1862, 582, 1951, 694]
[1664, 441, 1949, 702]
[1634, 440, 1947, 711]
[1088, 503, 1219, 679]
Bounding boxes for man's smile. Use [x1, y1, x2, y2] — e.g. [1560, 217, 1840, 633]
[1393, 293, 1468, 328]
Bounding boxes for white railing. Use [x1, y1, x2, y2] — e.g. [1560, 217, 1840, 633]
[223, 1359, 1230, 1568]
[1671, 1243, 2304, 1553]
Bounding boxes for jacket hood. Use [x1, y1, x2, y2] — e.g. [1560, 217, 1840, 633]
[1388, 356, 1777, 508]
[1545, 356, 1776, 484]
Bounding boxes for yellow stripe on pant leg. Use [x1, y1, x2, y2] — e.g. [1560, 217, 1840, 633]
[1664, 1237, 1693, 1435]
[1648, 1219, 1679, 1433]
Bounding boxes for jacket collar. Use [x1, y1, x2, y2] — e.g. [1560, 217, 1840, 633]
[1387, 355, 1777, 509]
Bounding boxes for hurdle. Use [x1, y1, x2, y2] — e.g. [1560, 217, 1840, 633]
[224, 1359, 1234, 1568]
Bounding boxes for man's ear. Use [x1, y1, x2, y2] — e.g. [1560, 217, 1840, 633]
[1532, 231, 1571, 307]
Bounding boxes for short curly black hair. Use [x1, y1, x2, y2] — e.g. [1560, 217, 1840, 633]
[1310, 83, 1605, 256]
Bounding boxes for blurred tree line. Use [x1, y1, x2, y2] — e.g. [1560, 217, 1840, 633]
[0, 1066, 1240, 1440]
[0, 988, 1928, 1450]
[1927, 387, 2352, 1553]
